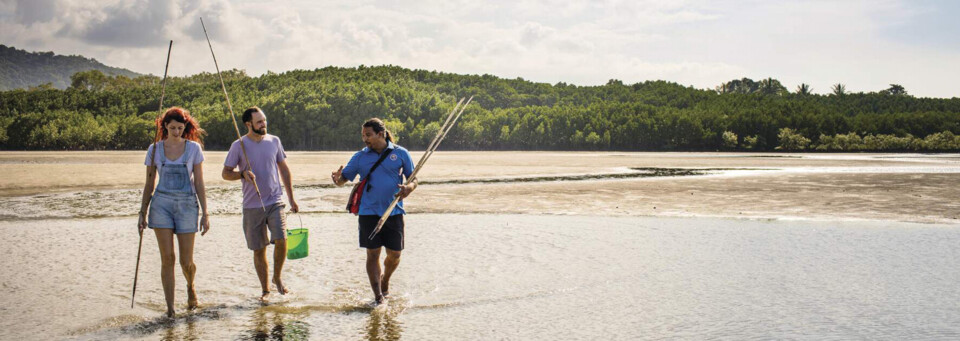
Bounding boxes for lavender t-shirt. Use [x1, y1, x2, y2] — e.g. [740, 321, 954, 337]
[224, 134, 287, 209]
[144, 140, 205, 193]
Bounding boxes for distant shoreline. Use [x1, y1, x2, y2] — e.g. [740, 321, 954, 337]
[1, 151, 957, 224]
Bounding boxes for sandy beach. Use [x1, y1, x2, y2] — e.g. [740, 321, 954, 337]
[1, 151, 958, 223]
[2, 151, 959, 339]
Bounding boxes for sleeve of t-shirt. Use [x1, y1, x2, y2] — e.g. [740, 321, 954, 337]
[276, 138, 287, 163]
[400, 149, 414, 179]
[193, 142, 205, 165]
[144, 143, 157, 167]
[341, 152, 362, 182]
[224, 141, 240, 169]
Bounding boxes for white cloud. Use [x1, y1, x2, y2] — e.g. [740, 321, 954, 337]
[520, 22, 554, 47]
[0, 0, 957, 97]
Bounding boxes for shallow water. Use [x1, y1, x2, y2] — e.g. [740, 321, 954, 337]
[0, 167, 714, 221]
[2, 214, 959, 340]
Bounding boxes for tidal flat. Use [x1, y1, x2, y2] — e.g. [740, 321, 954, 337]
[1, 151, 959, 339]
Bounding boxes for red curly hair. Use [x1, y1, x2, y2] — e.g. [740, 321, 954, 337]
[155, 107, 205, 145]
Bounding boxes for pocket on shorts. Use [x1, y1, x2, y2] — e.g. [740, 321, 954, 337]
[277, 204, 287, 228]
[148, 195, 172, 227]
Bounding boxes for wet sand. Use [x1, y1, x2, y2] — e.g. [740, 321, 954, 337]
[1, 151, 958, 224]
[0, 151, 944, 196]
[2, 214, 959, 340]
[2, 152, 960, 339]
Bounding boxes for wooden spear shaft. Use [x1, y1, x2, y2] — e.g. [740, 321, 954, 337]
[412, 95, 471, 184]
[414, 97, 464, 171]
[407, 98, 464, 176]
[394, 97, 462, 198]
[369, 96, 472, 239]
[200, 17, 265, 211]
[412, 96, 471, 184]
[132, 39, 172, 309]
[421, 97, 472, 168]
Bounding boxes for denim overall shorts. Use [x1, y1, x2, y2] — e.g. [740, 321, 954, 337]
[148, 141, 200, 234]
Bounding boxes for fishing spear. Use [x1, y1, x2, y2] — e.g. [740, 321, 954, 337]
[200, 17, 265, 211]
[369, 96, 472, 239]
[132, 39, 172, 309]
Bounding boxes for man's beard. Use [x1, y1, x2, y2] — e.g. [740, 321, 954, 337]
[253, 127, 266, 135]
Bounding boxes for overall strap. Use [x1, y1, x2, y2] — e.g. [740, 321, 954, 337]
[160, 141, 166, 167]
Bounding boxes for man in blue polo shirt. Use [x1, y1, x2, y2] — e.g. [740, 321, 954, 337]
[331, 118, 416, 305]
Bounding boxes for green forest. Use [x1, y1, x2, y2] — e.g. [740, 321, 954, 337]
[0, 45, 140, 91]
[1, 65, 958, 151]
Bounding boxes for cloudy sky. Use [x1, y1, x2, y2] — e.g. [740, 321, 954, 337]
[1, 0, 957, 97]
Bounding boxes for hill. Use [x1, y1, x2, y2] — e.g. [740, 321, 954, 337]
[0, 44, 141, 91]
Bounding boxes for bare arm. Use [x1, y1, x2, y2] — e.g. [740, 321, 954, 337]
[222, 165, 254, 182]
[396, 155, 418, 199]
[194, 162, 210, 235]
[138, 165, 157, 232]
[278, 160, 299, 212]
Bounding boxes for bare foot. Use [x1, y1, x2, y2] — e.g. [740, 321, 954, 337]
[381, 274, 390, 298]
[165, 310, 175, 318]
[187, 285, 199, 310]
[369, 295, 386, 308]
[273, 277, 291, 295]
[260, 291, 271, 302]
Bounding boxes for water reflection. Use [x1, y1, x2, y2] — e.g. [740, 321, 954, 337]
[365, 308, 403, 341]
[159, 316, 199, 341]
[243, 308, 311, 341]
[113, 308, 217, 340]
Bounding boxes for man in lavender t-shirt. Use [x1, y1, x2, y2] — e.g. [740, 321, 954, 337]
[222, 106, 299, 301]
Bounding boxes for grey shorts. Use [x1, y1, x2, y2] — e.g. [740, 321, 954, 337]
[242, 203, 287, 250]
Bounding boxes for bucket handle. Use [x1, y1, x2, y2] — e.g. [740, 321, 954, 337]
[287, 212, 305, 235]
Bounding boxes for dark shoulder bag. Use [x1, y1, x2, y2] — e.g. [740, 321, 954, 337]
[346, 150, 392, 215]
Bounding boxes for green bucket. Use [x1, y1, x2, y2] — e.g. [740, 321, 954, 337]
[287, 214, 308, 260]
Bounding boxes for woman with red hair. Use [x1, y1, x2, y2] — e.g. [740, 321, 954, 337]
[136, 107, 210, 318]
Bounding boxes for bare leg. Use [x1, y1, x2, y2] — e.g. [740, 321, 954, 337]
[382, 249, 401, 297]
[154, 229, 177, 317]
[177, 232, 198, 309]
[254, 247, 270, 301]
[272, 239, 289, 295]
[365, 247, 384, 303]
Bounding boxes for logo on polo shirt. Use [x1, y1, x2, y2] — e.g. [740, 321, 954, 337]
[389, 153, 398, 161]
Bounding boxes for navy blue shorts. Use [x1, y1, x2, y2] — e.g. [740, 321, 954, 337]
[359, 215, 404, 251]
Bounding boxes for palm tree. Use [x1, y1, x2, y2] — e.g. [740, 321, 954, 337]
[796, 83, 812, 95]
[715, 78, 758, 94]
[884, 84, 907, 96]
[758, 77, 786, 95]
[831, 83, 846, 96]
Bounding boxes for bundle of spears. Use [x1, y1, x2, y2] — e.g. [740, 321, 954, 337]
[368, 96, 473, 239]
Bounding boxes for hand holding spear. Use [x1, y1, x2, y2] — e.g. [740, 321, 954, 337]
[369, 96, 472, 239]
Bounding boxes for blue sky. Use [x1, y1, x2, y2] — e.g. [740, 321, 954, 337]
[1, 0, 957, 98]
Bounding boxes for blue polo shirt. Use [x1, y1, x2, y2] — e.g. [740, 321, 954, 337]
[342, 142, 415, 216]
